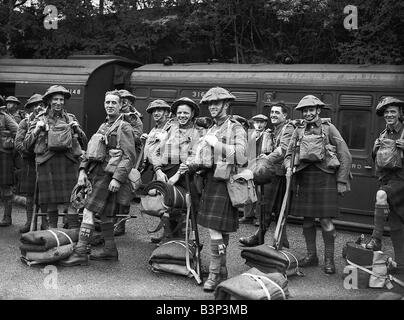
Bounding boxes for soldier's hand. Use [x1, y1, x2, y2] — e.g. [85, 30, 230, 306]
[337, 182, 348, 196]
[155, 169, 168, 182]
[141, 133, 148, 141]
[204, 134, 218, 147]
[374, 138, 381, 148]
[70, 121, 79, 131]
[35, 120, 45, 132]
[109, 179, 121, 192]
[77, 170, 88, 187]
[396, 139, 404, 150]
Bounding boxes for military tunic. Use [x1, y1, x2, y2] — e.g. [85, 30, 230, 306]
[0, 112, 18, 187]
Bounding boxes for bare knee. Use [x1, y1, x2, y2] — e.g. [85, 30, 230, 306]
[376, 190, 388, 205]
[320, 218, 334, 231]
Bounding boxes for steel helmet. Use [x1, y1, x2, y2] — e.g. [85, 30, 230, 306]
[24, 94, 43, 109]
[70, 181, 92, 210]
[5, 96, 21, 105]
[42, 85, 71, 101]
[200, 87, 236, 104]
[146, 99, 171, 114]
[376, 96, 404, 116]
[295, 95, 325, 111]
[118, 89, 136, 102]
[170, 97, 200, 118]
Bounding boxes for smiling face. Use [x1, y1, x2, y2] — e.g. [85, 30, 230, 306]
[49, 93, 65, 112]
[270, 106, 287, 126]
[176, 104, 194, 126]
[208, 100, 228, 119]
[253, 120, 267, 131]
[302, 106, 321, 123]
[27, 102, 45, 116]
[152, 108, 169, 124]
[384, 105, 401, 127]
[104, 94, 121, 117]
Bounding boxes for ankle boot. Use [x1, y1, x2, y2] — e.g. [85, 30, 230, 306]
[204, 240, 225, 291]
[0, 200, 13, 227]
[203, 273, 221, 292]
[299, 225, 318, 267]
[90, 222, 118, 261]
[322, 229, 336, 274]
[239, 228, 263, 247]
[59, 223, 94, 267]
[365, 237, 382, 251]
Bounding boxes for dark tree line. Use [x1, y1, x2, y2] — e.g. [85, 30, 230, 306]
[0, 0, 403, 64]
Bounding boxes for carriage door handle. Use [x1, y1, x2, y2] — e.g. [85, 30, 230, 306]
[364, 165, 372, 169]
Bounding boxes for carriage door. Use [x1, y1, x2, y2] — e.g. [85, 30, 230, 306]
[337, 94, 378, 226]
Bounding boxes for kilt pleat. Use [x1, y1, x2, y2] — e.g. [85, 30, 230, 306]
[85, 164, 132, 214]
[197, 171, 238, 232]
[18, 158, 36, 196]
[262, 175, 286, 217]
[290, 165, 339, 218]
[0, 152, 14, 186]
[37, 153, 78, 205]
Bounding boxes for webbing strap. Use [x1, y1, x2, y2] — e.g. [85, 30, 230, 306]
[242, 273, 286, 300]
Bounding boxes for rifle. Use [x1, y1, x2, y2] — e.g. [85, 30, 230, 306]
[273, 135, 300, 250]
[184, 172, 202, 284]
[257, 184, 268, 245]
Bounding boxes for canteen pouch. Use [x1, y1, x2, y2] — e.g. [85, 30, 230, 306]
[324, 144, 340, 169]
[299, 134, 325, 163]
[47, 123, 73, 151]
[376, 138, 402, 170]
[104, 149, 122, 174]
[226, 169, 257, 208]
[86, 133, 106, 162]
[0, 130, 14, 150]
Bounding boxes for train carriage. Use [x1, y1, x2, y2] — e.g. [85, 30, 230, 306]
[129, 63, 404, 231]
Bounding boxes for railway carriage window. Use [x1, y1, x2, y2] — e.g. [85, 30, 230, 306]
[339, 110, 371, 150]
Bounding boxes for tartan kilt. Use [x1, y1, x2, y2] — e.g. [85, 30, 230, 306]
[0, 151, 14, 187]
[262, 175, 286, 218]
[85, 164, 132, 214]
[379, 177, 404, 221]
[18, 158, 36, 196]
[37, 153, 78, 205]
[197, 170, 239, 233]
[290, 164, 339, 218]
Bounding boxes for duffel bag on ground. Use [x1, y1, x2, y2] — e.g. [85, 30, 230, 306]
[241, 244, 303, 277]
[149, 240, 197, 278]
[215, 267, 289, 300]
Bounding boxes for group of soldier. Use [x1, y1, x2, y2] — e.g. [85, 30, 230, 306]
[1, 84, 404, 293]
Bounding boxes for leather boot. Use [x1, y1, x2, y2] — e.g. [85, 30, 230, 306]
[239, 229, 262, 247]
[322, 229, 336, 274]
[365, 237, 382, 251]
[0, 200, 13, 227]
[90, 222, 118, 261]
[204, 239, 225, 292]
[203, 273, 221, 292]
[299, 225, 319, 267]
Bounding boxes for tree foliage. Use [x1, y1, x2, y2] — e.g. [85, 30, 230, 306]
[0, 0, 402, 64]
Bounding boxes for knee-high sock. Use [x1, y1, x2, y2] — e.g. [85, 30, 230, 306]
[303, 223, 317, 256]
[209, 239, 225, 274]
[372, 204, 389, 240]
[76, 223, 94, 254]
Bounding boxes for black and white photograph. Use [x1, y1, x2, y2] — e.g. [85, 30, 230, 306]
[0, 0, 404, 307]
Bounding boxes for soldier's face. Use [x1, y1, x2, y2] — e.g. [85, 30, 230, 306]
[33, 102, 45, 115]
[50, 94, 65, 112]
[208, 100, 227, 118]
[176, 104, 193, 126]
[152, 108, 169, 123]
[270, 106, 287, 125]
[6, 102, 17, 112]
[253, 120, 267, 131]
[302, 106, 320, 123]
[384, 106, 401, 126]
[104, 94, 121, 117]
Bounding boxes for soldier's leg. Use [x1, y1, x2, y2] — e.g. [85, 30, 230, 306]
[300, 217, 319, 267]
[46, 203, 59, 228]
[320, 218, 336, 274]
[59, 208, 95, 266]
[90, 198, 118, 261]
[19, 195, 34, 233]
[64, 204, 80, 229]
[388, 210, 404, 275]
[366, 190, 388, 251]
[114, 204, 128, 237]
[221, 233, 229, 280]
[0, 186, 13, 227]
[204, 229, 226, 292]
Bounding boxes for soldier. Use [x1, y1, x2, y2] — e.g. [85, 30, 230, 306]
[0, 95, 18, 227]
[284, 95, 352, 274]
[113, 90, 143, 237]
[60, 90, 136, 266]
[239, 102, 294, 247]
[5, 96, 25, 124]
[14, 94, 46, 232]
[24, 85, 87, 229]
[239, 114, 270, 225]
[184, 87, 248, 291]
[365, 97, 404, 276]
[151, 97, 205, 244]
